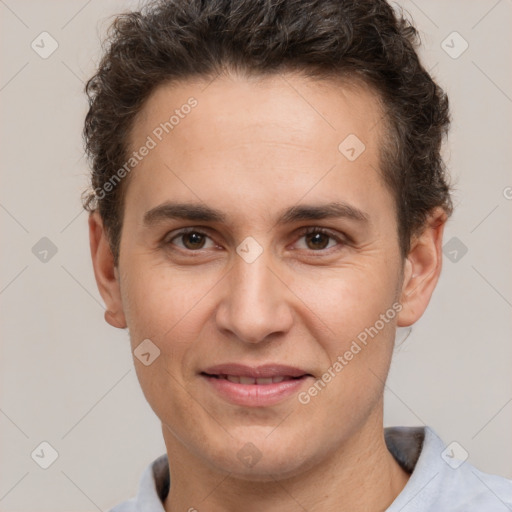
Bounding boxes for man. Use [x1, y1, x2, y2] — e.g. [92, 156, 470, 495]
[84, 0, 512, 510]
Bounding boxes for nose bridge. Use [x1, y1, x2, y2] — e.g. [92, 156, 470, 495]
[232, 253, 274, 308]
[216, 247, 293, 343]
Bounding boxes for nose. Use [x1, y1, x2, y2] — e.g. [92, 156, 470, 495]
[215, 250, 294, 345]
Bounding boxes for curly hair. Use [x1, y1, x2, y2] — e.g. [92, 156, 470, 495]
[83, 0, 453, 266]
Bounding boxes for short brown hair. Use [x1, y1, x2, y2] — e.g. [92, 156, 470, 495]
[83, 0, 453, 266]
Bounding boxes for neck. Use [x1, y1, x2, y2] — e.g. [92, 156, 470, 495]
[163, 407, 410, 512]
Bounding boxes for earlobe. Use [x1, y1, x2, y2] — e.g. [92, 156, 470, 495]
[397, 207, 447, 327]
[104, 309, 127, 329]
[88, 212, 127, 329]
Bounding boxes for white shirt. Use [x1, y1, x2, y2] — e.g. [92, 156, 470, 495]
[109, 426, 512, 511]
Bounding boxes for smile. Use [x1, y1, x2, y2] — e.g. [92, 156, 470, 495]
[200, 364, 314, 407]
[205, 374, 302, 385]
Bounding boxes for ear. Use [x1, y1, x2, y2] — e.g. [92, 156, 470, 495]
[397, 207, 448, 327]
[88, 211, 127, 329]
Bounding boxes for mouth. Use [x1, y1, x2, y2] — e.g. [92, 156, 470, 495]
[199, 364, 313, 407]
[201, 374, 305, 385]
[200, 363, 312, 381]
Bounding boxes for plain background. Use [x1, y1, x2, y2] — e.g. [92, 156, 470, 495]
[1, 0, 511, 510]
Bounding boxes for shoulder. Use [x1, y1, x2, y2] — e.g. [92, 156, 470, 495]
[108, 454, 169, 512]
[386, 426, 512, 511]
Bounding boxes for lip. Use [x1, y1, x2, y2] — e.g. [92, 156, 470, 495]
[200, 363, 313, 407]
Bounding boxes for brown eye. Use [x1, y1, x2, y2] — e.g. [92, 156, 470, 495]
[294, 227, 341, 252]
[305, 232, 331, 250]
[166, 229, 216, 251]
[181, 232, 206, 250]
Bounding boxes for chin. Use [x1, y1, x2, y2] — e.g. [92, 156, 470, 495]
[204, 430, 323, 482]
[223, 455, 312, 482]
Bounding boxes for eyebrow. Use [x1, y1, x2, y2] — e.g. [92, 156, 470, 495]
[143, 201, 369, 227]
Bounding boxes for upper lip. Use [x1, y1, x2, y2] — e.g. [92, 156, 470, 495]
[201, 363, 311, 379]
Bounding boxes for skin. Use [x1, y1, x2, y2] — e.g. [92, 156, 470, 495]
[89, 71, 447, 512]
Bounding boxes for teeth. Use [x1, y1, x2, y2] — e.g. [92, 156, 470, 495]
[256, 377, 273, 384]
[220, 375, 296, 384]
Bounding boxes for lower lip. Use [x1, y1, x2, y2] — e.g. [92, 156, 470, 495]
[201, 375, 311, 407]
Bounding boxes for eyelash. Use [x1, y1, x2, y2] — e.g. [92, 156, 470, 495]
[164, 226, 347, 254]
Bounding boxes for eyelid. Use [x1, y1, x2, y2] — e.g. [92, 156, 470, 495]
[163, 226, 217, 249]
[291, 226, 347, 251]
[163, 225, 348, 253]
[294, 226, 344, 240]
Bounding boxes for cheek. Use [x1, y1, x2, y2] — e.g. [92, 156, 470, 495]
[287, 258, 400, 412]
[289, 259, 399, 343]
[120, 263, 205, 421]
[121, 258, 218, 343]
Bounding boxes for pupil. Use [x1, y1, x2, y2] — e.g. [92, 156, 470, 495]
[185, 232, 204, 249]
[307, 233, 328, 250]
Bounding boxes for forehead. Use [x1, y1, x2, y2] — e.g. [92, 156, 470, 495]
[125, 72, 391, 225]
[132, 71, 384, 150]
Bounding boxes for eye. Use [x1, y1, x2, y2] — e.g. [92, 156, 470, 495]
[166, 228, 217, 251]
[294, 227, 344, 252]
[163, 226, 346, 254]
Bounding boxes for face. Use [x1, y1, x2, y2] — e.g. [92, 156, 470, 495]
[90, 71, 444, 480]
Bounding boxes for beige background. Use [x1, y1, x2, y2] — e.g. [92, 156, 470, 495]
[1, 0, 511, 510]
